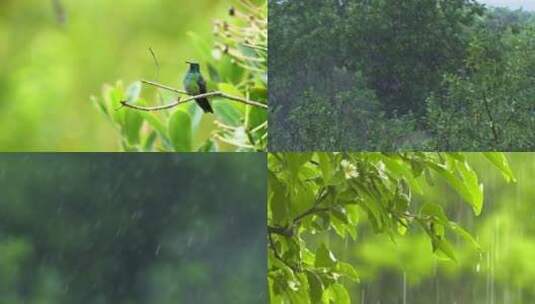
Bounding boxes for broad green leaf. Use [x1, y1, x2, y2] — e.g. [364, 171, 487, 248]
[143, 131, 158, 151]
[449, 222, 481, 250]
[315, 243, 337, 269]
[329, 283, 351, 304]
[336, 262, 359, 282]
[140, 112, 168, 140]
[108, 83, 125, 124]
[419, 203, 449, 224]
[305, 270, 324, 304]
[317, 153, 334, 185]
[213, 99, 242, 127]
[455, 161, 484, 215]
[483, 152, 516, 183]
[168, 110, 192, 152]
[218, 82, 245, 98]
[269, 172, 290, 225]
[291, 184, 315, 218]
[245, 105, 267, 130]
[435, 238, 457, 262]
[286, 153, 313, 173]
[124, 110, 144, 145]
[428, 162, 483, 215]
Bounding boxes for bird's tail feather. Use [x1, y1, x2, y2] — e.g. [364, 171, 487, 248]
[195, 98, 213, 113]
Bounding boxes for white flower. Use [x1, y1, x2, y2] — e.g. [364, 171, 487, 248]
[341, 160, 359, 179]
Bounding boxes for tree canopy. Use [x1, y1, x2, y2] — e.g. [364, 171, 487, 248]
[270, 0, 535, 151]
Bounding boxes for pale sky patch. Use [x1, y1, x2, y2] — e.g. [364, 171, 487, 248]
[479, 0, 535, 11]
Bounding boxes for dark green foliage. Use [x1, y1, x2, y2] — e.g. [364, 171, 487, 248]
[0, 154, 266, 303]
[270, 1, 535, 151]
[427, 24, 535, 150]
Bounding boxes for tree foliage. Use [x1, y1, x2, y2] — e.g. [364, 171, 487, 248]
[270, 0, 535, 151]
[268, 152, 514, 303]
[0, 154, 266, 303]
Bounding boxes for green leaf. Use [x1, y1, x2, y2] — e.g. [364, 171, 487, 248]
[121, 82, 144, 145]
[218, 82, 245, 98]
[317, 153, 334, 185]
[286, 153, 313, 174]
[449, 222, 481, 250]
[139, 112, 167, 137]
[124, 110, 144, 146]
[305, 271, 324, 304]
[435, 238, 457, 262]
[336, 262, 359, 282]
[108, 83, 125, 125]
[329, 283, 351, 304]
[291, 184, 315, 218]
[213, 99, 242, 127]
[143, 131, 158, 151]
[419, 203, 449, 224]
[315, 243, 337, 269]
[197, 139, 218, 152]
[168, 110, 192, 152]
[269, 172, 290, 226]
[429, 162, 483, 215]
[455, 160, 484, 215]
[483, 152, 516, 183]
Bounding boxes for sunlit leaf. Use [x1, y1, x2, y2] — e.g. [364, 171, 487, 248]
[168, 110, 192, 152]
[483, 152, 516, 183]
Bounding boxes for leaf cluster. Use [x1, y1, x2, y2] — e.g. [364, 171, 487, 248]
[268, 152, 514, 303]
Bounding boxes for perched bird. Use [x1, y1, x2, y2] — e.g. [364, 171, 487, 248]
[183, 61, 213, 113]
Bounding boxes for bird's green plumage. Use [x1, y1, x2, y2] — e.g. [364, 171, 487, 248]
[183, 63, 213, 113]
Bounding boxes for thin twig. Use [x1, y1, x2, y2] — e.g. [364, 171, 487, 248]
[242, 42, 267, 51]
[213, 120, 238, 131]
[213, 134, 255, 149]
[251, 121, 268, 133]
[148, 48, 160, 80]
[142, 79, 187, 94]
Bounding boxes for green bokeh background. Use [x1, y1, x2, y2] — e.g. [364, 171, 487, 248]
[0, 0, 229, 151]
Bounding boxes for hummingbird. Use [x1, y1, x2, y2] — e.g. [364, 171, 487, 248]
[183, 61, 213, 113]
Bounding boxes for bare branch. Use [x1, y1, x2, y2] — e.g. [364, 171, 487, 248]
[120, 80, 267, 111]
[142, 79, 188, 95]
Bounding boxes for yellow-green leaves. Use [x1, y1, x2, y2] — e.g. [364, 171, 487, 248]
[168, 110, 192, 152]
[268, 152, 514, 304]
[483, 152, 516, 183]
[427, 156, 484, 215]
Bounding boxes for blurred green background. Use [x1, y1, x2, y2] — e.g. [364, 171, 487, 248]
[316, 153, 535, 303]
[0, 153, 266, 303]
[0, 0, 230, 151]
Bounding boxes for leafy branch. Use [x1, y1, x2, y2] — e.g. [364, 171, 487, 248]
[268, 152, 515, 303]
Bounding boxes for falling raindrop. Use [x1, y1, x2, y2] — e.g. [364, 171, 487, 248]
[402, 271, 407, 304]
